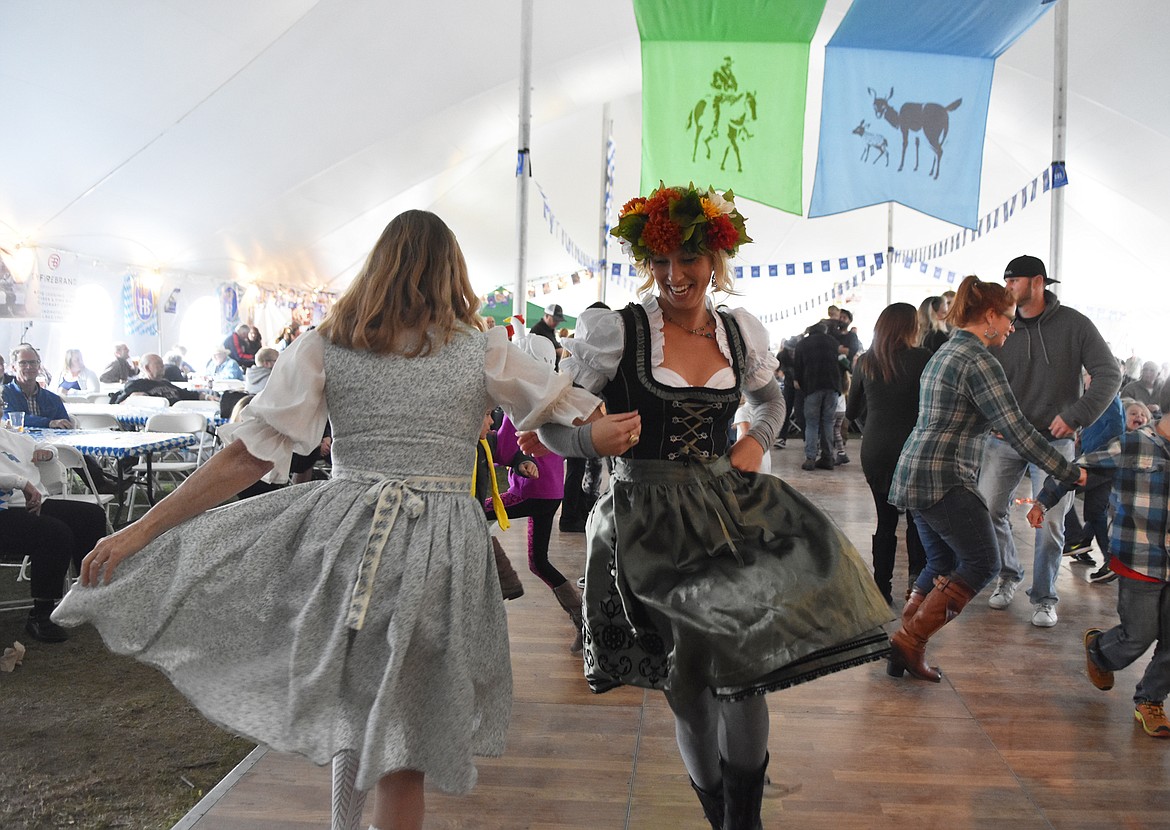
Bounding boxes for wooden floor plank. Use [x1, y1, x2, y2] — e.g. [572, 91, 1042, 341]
[186, 438, 1170, 828]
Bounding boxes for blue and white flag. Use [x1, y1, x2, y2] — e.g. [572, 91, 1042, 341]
[122, 273, 157, 336]
[809, 0, 1053, 228]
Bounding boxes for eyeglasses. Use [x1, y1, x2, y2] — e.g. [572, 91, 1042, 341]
[1000, 313, 1016, 331]
[16, 360, 40, 367]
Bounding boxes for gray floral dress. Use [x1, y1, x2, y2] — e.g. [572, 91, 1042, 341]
[53, 328, 599, 794]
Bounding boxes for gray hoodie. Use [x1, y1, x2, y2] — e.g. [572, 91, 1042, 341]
[990, 289, 1120, 438]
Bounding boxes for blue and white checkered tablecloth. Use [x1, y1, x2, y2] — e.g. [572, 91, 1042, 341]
[27, 428, 198, 459]
[65, 402, 227, 427]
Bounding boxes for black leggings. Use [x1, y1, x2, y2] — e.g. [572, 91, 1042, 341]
[487, 495, 564, 589]
[869, 484, 926, 591]
[0, 500, 108, 600]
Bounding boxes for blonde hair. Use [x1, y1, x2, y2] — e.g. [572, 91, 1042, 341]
[317, 210, 484, 356]
[634, 250, 737, 296]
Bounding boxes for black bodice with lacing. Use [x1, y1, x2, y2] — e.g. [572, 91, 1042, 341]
[602, 303, 745, 462]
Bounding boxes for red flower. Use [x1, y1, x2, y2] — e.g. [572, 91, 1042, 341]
[704, 213, 740, 252]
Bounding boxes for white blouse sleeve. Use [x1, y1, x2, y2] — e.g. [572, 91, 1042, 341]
[726, 307, 779, 391]
[483, 327, 601, 431]
[558, 308, 625, 394]
[234, 330, 330, 482]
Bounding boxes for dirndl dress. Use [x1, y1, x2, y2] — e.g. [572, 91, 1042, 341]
[573, 303, 892, 701]
[52, 328, 601, 793]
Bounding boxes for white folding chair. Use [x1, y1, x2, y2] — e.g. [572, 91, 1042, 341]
[124, 395, 170, 409]
[47, 444, 117, 531]
[125, 411, 209, 517]
[72, 413, 122, 431]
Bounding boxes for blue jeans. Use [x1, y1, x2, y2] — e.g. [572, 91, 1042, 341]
[911, 487, 999, 595]
[802, 389, 838, 461]
[1092, 578, 1170, 705]
[978, 434, 1075, 605]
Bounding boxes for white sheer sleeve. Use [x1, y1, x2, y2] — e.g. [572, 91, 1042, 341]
[727, 307, 779, 391]
[558, 308, 625, 394]
[483, 327, 601, 431]
[234, 330, 330, 482]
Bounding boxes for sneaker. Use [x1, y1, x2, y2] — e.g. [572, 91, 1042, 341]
[835, 453, 850, 465]
[1032, 602, 1058, 628]
[1063, 539, 1094, 557]
[1134, 702, 1170, 738]
[815, 456, 835, 470]
[1090, 565, 1118, 584]
[1083, 629, 1114, 690]
[801, 459, 817, 471]
[1070, 552, 1096, 566]
[987, 577, 1018, 610]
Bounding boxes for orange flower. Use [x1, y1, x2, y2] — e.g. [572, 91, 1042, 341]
[700, 197, 722, 220]
[620, 197, 647, 217]
[642, 213, 683, 255]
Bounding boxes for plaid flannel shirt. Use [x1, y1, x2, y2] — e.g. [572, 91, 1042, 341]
[1038, 425, 1170, 581]
[890, 330, 1081, 511]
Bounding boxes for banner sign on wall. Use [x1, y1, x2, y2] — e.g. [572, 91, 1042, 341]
[122, 272, 158, 336]
[634, 0, 826, 216]
[808, 0, 1053, 228]
[219, 283, 240, 334]
[31, 248, 79, 322]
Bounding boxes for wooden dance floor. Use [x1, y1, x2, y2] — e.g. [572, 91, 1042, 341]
[179, 440, 1170, 829]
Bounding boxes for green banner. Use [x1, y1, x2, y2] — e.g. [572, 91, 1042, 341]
[634, 0, 826, 216]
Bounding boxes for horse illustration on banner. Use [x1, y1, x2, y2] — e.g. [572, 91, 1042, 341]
[868, 87, 961, 179]
[686, 56, 759, 173]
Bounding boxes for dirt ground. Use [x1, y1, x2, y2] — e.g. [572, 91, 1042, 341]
[0, 578, 254, 830]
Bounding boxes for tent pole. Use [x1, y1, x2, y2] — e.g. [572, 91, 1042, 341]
[514, 0, 534, 319]
[596, 102, 613, 305]
[886, 202, 894, 306]
[1048, 0, 1068, 293]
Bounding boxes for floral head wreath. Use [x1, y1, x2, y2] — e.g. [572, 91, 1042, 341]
[610, 182, 751, 264]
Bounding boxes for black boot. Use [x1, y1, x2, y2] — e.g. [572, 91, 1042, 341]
[690, 777, 724, 830]
[871, 532, 896, 604]
[722, 753, 767, 830]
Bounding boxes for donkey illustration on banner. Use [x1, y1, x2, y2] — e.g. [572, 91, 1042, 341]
[851, 120, 889, 166]
[868, 87, 961, 179]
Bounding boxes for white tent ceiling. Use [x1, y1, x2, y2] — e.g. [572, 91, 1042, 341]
[2, 0, 1167, 356]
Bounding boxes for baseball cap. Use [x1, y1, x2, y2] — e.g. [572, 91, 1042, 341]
[545, 303, 565, 323]
[1004, 254, 1059, 284]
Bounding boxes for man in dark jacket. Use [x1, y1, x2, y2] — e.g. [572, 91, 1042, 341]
[114, 354, 203, 405]
[980, 254, 1121, 628]
[794, 323, 843, 471]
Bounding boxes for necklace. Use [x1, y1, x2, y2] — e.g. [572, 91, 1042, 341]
[662, 311, 716, 339]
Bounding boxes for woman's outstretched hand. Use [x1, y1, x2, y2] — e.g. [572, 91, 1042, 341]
[80, 524, 152, 586]
[590, 411, 642, 457]
[729, 436, 764, 473]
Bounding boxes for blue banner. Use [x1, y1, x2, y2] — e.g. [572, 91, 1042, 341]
[809, 0, 1052, 228]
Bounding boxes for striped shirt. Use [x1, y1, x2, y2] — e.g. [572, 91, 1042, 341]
[890, 329, 1081, 511]
[1038, 425, 1170, 581]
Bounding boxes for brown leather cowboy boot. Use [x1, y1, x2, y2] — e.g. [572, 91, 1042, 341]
[901, 585, 928, 627]
[887, 575, 977, 682]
